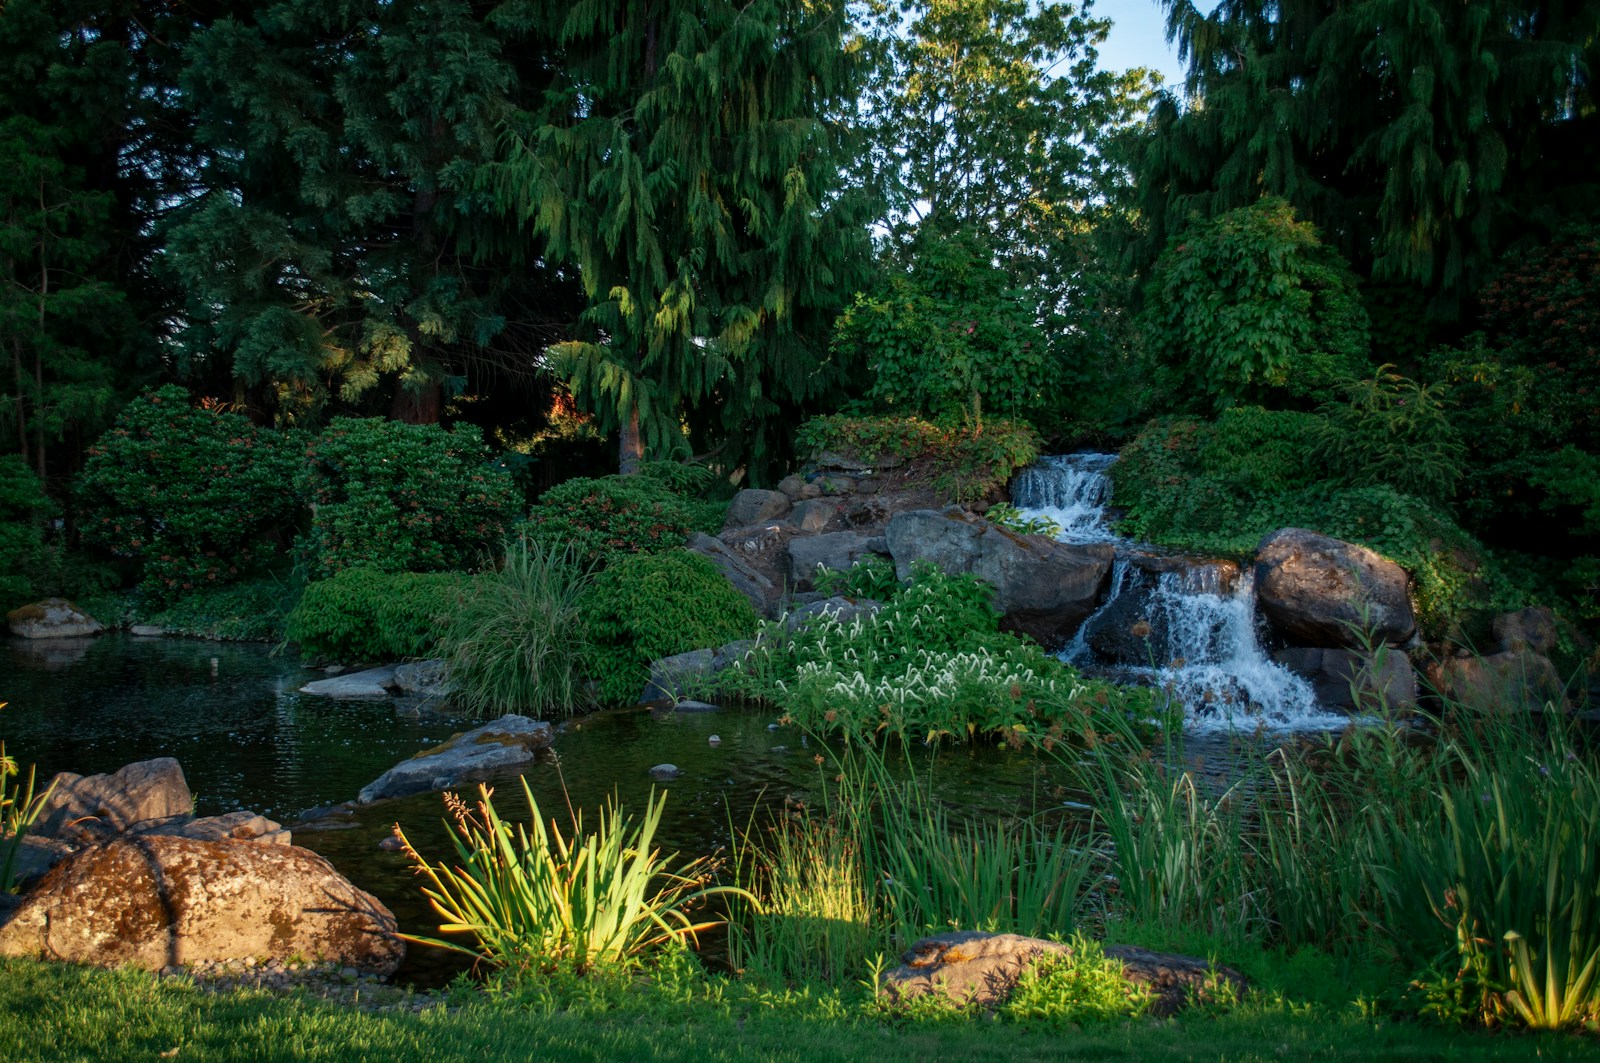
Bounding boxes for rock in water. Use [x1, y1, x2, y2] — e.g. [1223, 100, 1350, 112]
[881, 931, 1245, 1017]
[357, 715, 552, 804]
[6, 598, 104, 639]
[0, 836, 403, 974]
[1254, 528, 1415, 647]
[299, 665, 400, 700]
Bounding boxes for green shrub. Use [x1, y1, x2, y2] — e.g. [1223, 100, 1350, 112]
[299, 418, 520, 578]
[144, 578, 299, 642]
[0, 456, 50, 609]
[528, 475, 724, 568]
[796, 414, 1040, 503]
[834, 227, 1057, 424]
[582, 550, 757, 706]
[1314, 367, 1465, 504]
[439, 537, 594, 718]
[1139, 198, 1370, 409]
[1000, 941, 1154, 1025]
[813, 556, 901, 601]
[77, 386, 303, 606]
[399, 781, 743, 978]
[285, 566, 472, 661]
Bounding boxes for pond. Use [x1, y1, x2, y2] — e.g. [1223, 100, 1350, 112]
[3, 634, 1102, 986]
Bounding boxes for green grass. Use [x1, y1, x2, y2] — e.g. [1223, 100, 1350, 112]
[0, 957, 1592, 1062]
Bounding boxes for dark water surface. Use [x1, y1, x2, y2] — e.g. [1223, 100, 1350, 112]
[2, 634, 1085, 986]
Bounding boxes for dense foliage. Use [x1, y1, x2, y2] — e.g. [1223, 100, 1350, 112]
[76, 387, 302, 606]
[298, 418, 520, 578]
[526, 473, 724, 568]
[582, 550, 758, 706]
[1138, 199, 1369, 410]
[285, 567, 472, 662]
[0, 457, 50, 608]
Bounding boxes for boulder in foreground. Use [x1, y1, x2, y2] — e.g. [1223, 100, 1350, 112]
[0, 835, 402, 974]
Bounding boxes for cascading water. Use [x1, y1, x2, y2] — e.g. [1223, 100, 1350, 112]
[1014, 454, 1346, 731]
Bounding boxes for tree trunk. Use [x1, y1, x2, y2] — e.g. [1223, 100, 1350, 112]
[618, 403, 644, 475]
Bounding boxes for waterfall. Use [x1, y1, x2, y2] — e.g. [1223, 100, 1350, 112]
[1014, 454, 1344, 731]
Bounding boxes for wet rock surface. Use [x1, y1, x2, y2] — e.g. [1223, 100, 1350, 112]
[357, 715, 552, 804]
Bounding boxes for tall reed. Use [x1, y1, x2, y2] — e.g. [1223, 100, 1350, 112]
[439, 535, 593, 718]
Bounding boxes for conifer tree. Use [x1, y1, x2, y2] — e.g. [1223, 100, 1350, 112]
[488, 0, 873, 475]
[1138, 0, 1599, 317]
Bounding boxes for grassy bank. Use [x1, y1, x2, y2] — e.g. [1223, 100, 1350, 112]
[0, 956, 1591, 1062]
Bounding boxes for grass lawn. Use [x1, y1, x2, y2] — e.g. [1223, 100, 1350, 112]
[1, 958, 1595, 1063]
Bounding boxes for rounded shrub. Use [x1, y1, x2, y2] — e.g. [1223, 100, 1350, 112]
[299, 418, 521, 578]
[527, 474, 723, 567]
[285, 566, 473, 662]
[77, 386, 303, 606]
[582, 549, 758, 705]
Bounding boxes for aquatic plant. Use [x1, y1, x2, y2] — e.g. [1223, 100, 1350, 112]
[399, 780, 746, 977]
[438, 536, 593, 718]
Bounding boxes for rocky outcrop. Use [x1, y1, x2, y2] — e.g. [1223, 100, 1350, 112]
[886, 509, 1114, 648]
[1254, 529, 1416, 647]
[35, 758, 194, 841]
[880, 931, 1245, 1017]
[687, 532, 783, 618]
[390, 659, 452, 699]
[1424, 650, 1570, 714]
[1492, 607, 1558, 656]
[6, 598, 103, 640]
[1274, 647, 1418, 711]
[299, 665, 400, 700]
[0, 835, 402, 974]
[357, 714, 552, 804]
[787, 532, 887, 591]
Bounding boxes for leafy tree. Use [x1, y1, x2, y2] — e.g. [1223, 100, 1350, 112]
[1137, 0, 1600, 318]
[170, 0, 582, 424]
[1138, 198, 1369, 409]
[488, 0, 873, 476]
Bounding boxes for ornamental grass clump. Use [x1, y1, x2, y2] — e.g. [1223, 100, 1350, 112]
[439, 536, 593, 718]
[1, 703, 52, 893]
[398, 780, 748, 978]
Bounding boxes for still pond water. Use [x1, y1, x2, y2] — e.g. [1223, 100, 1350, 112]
[3, 634, 1114, 985]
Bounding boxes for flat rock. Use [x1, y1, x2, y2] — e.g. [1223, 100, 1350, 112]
[6, 598, 103, 640]
[0, 835, 402, 974]
[300, 665, 400, 700]
[882, 931, 1245, 1017]
[129, 625, 166, 637]
[35, 757, 193, 841]
[136, 810, 292, 847]
[1254, 529, 1415, 647]
[357, 715, 552, 804]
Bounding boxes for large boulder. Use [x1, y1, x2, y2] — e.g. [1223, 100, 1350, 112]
[687, 532, 782, 618]
[1254, 529, 1415, 647]
[0, 835, 402, 974]
[1492, 607, 1558, 656]
[34, 757, 193, 842]
[881, 931, 1245, 1018]
[724, 489, 792, 528]
[1424, 650, 1570, 714]
[787, 531, 885, 591]
[357, 714, 552, 804]
[6, 598, 103, 640]
[1274, 647, 1418, 711]
[390, 659, 453, 699]
[885, 510, 1114, 648]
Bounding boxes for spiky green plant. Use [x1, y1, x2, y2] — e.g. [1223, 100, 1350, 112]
[1, 702, 53, 893]
[398, 780, 748, 977]
[438, 536, 594, 718]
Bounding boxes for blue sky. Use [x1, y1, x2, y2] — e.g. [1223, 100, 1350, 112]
[1091, 0, 1193, 91]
